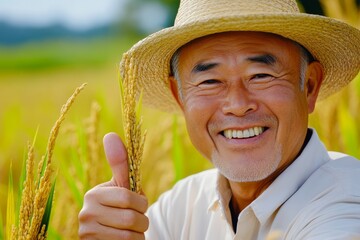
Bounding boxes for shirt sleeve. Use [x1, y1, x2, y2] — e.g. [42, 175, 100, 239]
[144, 179, 190, 240]
[145, 192, 172, 240]
[144, 170, 217, 240]
[291, 199, 360, 240]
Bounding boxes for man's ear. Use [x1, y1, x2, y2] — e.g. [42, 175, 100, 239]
[169, 76, 184, 110]
[305, 61, 324, 113]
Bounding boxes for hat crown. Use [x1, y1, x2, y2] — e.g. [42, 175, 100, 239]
[175, 0, 300, 25]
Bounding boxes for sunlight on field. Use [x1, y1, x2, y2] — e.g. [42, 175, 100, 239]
[0, 0, 359, 238]
[1, 52, 358, 239]
[0, 58, 210, 238]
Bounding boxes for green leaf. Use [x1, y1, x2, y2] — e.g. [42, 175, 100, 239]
[339, 103, 359, 158]
[47, 226, 62, 240]
[40, 178, 56, 234]
[0, 206, 4, 240]
[6, 163, 15, 240]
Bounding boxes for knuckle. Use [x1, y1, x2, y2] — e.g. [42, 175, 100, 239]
[78, 204, 97, 223]
[78, 208, 90, 222]
[84, 188, 97, 201]
[144, 215, 150, 231]
[120, 230, 133, 239]
[78, 224, 96, 239]
[118, 189, 132, 207]
[123, 210, 138, 226]
[140, 197, 149, 212]
[119, 230, 144, 240]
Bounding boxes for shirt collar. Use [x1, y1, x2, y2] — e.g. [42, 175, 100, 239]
[208, 172, 232, 212]
[251, 129, 330, 224]
[208, 129, 330, 225]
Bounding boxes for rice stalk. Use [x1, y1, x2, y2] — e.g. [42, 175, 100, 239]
[18, 142, 35, 238]
[50, 101, 104, 239]
[11, 83, 87, 240]
[85, 101, 102, 187]
[120, 53, 146, 193]
[313, 0, 360, 158]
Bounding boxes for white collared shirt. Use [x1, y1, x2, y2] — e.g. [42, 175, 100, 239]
[145, 130, 360, 239]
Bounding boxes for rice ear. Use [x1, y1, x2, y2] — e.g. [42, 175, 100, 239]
[120, 54, 146, 193]
[11, 83, 87, 239]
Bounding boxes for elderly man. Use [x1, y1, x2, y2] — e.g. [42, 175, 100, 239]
[79, 0, 360, 239]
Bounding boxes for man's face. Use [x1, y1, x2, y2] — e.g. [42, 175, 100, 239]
[172, 31, 322, 182]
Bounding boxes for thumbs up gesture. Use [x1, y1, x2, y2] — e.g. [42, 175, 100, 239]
[78, 133, 149, 240]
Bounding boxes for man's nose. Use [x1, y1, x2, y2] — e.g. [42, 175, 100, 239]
[221, 84, 258, 116]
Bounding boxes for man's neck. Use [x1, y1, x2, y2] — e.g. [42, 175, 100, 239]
[227, 129, 313, 231]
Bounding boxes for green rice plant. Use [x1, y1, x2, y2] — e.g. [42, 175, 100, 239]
[49, 101, 109, 239]
[338, 101, 359, 157]
[310, 0, 360, 158]
[5, 164, 15, 240]
[2, 83, 86, 240]
[0, 207, 4, 239]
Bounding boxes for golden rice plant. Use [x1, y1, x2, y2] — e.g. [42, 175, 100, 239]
[85, 102, 103, 187]
[310, 0, 360, 157]
[120, 53, 146, 193]
[49, 101, 107, 239]
[4, 83, 86, 240]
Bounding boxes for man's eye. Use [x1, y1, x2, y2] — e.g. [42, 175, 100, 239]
[253, 74, 272, 79]
[250, 74, 275, 83]
[199, 79, 219, 85]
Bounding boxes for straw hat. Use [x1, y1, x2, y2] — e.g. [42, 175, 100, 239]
[120, 0, 360, 112]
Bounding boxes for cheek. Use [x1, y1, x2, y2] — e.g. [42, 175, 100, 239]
[183, 96, 218, 158]
[265, 87, 309, 139]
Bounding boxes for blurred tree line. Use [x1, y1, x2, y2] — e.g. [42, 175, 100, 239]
[120, 0, 360, 36]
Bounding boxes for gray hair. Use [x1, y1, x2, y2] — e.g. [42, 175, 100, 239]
[170, 49, 183, 99]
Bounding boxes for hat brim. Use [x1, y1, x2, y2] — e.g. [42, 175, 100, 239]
[121, 13, 360, 113]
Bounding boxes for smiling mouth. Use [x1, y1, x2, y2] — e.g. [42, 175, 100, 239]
[222, 127, 267, 139]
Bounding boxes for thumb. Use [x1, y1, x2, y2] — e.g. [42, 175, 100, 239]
[103, 132, 130, 189]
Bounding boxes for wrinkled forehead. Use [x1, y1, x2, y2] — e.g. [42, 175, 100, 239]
[171, 31, 314, 69]
[185, 31, 297, 48]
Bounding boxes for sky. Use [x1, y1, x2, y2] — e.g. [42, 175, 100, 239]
[0, 0, 127, 30]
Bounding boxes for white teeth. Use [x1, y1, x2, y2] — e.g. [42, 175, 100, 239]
[224, 130, 231, 139]
[249, 128, 254, 136]
[232, 130, 237, 138]
[243, 129, 250, 138]
[223, 127, 264, 139]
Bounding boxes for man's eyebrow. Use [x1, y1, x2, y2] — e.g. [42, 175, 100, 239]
[246, 54, 277, 65]
[192, 62, 218, 74]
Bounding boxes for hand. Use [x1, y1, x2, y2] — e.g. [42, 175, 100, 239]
[78, 133, 149, 239]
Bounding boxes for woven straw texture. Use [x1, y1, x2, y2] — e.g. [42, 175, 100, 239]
[120, 0, 360, 112]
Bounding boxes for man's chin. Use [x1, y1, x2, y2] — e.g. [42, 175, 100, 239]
[211, 147, 283, 182]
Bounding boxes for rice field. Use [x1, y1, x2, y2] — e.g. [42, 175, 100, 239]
[0, 1, 359, 238]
